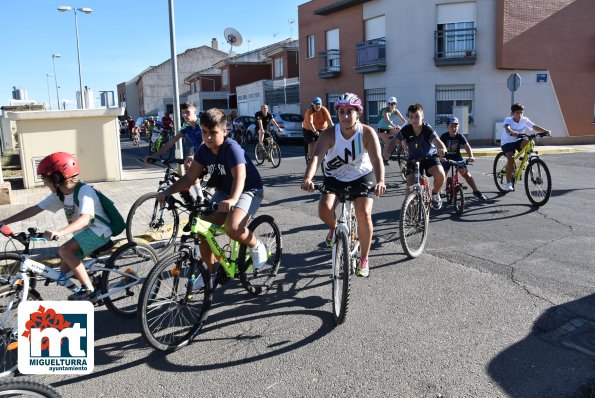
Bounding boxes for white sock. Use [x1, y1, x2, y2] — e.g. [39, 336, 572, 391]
[192, 183, 204, 201]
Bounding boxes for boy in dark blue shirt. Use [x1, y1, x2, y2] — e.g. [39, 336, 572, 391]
[439, 117, 487, 200]
[157, 108, 266, 286]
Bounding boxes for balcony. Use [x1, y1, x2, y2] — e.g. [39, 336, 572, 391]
[318, 49, 341, 78]
[434, 27, 477, 66]
[355, 38, 386, 74]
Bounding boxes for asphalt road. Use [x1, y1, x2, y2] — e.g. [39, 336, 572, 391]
[33, 139, 595, 397]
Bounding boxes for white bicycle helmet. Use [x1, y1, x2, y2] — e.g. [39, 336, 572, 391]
[334, 93, 363, 112]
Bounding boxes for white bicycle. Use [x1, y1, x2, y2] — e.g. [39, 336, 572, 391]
[0, 226, 158, 377]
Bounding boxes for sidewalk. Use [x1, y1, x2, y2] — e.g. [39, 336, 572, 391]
[0, 152, 162, 247]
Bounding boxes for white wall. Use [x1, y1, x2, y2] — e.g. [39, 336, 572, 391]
[362, 0, 567, 142]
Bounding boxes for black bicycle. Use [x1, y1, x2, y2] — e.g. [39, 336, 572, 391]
[0, 377, 62, 397]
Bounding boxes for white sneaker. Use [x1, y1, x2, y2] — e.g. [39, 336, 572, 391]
[251, 240, 268, 269]
[431, 193, 442, 210]
[504, 182, 514, 192]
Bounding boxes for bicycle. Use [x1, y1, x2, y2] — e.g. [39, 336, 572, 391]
[131, 127, 140, 147]
[0, 226, 158, 377]
[315, 184, 372, 325]
[399, 156, 436, 258]
[0, 377, 62, 397]
[254, 127, 282, 168]
[126, 158, 211, 256]
[138, 197, 282, 352]
[380, 138, 408, 182]
[493, 131, 552, 206]
[443, 158, 472, 215]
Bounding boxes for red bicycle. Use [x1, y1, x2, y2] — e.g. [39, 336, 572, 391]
[443, 159, 472, 215]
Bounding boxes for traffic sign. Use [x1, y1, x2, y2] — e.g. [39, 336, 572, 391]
[507, 73, 521, 92]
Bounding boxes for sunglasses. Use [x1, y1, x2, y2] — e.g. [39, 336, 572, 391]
[389, 102, 396, 105]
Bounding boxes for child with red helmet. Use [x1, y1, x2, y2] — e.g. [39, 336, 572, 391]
[0, 152, 114, 301]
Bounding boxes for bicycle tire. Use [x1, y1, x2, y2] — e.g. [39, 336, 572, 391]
[239, 133, 247, 149]
[100, 242, 159, 318]
[0, 377, 62, 398]
[331, 230, 351, 325]
[454, 184, 465, 215]
[524, 158, 552, 206]
[126, 192, 179, 256]
[399, 192, 429, 258]
[254, 144, 265, 165]
[138, 250, 212, 352]
[396, 147, 408, 183]
[239, 215, 282, 295]
[0, 287, 42, 378]
[493, 152, 510, 193]
[269, 143, 282, 168]
[445, 177, 453, 204]
[0, 254, 22, 287]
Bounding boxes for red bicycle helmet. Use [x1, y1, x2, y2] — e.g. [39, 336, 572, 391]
[334, 93, 363, 112]
[36, 152, 80, 179]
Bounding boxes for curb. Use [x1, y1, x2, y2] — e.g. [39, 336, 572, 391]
[473, 147, 581, 157]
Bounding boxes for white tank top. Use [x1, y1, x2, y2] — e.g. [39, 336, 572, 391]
[323, 122, 373, 181]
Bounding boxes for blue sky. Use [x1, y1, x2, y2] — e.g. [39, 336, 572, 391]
[1, 0, 307, 109]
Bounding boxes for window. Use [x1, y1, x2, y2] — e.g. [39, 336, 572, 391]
[307, 35, 315, 58]
[435, 84, 474, 126]
[274, 58, 283, 77]
[436, 2, 476, 58]
[364, 88, 386, 125]
[222, 69, 228, 87]
[326, 93, 342, 123]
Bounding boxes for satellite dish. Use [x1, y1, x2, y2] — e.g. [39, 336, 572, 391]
[224, 27, 243, 47]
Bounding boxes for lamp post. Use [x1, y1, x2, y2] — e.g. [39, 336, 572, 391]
[51, 53, 61, 108]
[57, 5, 92, 109]
[46, 73, 53, 110]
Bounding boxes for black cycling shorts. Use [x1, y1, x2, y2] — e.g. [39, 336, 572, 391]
[406, 156, 442, 177]
[303, 128, 319, 144]
[322, 172, 376, 199]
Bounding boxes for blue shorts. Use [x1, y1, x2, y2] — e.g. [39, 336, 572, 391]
[501, 140, 522, 154]
[73, 228, 111, 259]
[211, 188, 264, 217]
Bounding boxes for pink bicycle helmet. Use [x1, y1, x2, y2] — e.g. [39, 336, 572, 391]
[36, 152, 80, 179]
[334, 93, 363, 112]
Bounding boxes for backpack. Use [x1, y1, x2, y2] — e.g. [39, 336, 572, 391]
[58, 182, 126, 236]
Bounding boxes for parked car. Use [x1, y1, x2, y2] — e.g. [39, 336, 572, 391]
[272, 113, 304, 141]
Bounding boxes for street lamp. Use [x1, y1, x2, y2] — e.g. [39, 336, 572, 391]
[52, 53, 61, 108]
[46, 73, 53, 110]
[57, 5, 92, 109]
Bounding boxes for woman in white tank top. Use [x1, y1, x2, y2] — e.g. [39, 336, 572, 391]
[301, 93, 386, 277]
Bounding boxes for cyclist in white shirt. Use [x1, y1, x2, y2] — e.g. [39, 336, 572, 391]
[301, 93, 386, 277]
[501, 103, 550, 192]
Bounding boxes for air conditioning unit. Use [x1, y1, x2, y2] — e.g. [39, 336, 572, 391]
[493, 122, 504, 145]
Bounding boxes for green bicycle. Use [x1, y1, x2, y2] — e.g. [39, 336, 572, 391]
[493, 131, 552, 206]
[138, 197, 282, 352]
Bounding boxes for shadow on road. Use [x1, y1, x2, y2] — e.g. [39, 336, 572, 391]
[488, 293, 595, 397]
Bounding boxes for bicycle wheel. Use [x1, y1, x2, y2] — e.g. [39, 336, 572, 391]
[493, 152, 509, 193]
[254, 144, 266, 165]
[126, 192, 179, 256]
[454, 184, 465, 215]
[270, 142, 282, 168]
[524, 158, 552, 206]
[396, 147, 408, 182]
[445, 177, 453, 204]
[399, 192, 429, 258]
[331, 230, 351, 325]
[239, 133, 247, 149]
[0, 286, 42, 378]
[138, 250, 212, 352]
[0, 254, 20, 285]
[100, 242, 159, 318]
[0, 377, 62, 398]
[239, 215, 282, 295]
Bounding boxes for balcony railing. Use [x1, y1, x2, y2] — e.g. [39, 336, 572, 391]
[434, 27, 477, 66]
[355, 38, 386, 74]
[318, 49, 341, 78]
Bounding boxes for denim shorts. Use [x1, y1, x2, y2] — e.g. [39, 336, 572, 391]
[211, 188, 264, 217]
[73, 228, 111, 259]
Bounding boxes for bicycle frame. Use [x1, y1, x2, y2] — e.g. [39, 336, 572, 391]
[330, 199, 359, 274]
[187, 217, 245, 278]
[410, 162, 432, 214]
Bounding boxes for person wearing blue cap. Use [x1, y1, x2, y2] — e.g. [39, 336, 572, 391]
[439, 116, 487, 200]
[302, 97, 334, 163]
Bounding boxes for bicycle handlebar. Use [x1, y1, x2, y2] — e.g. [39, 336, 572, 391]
[0, 225, 49, 246]
[165, 195, 220, 215]
[518, 131, 551, 140]
[444, 158, 472, 166]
